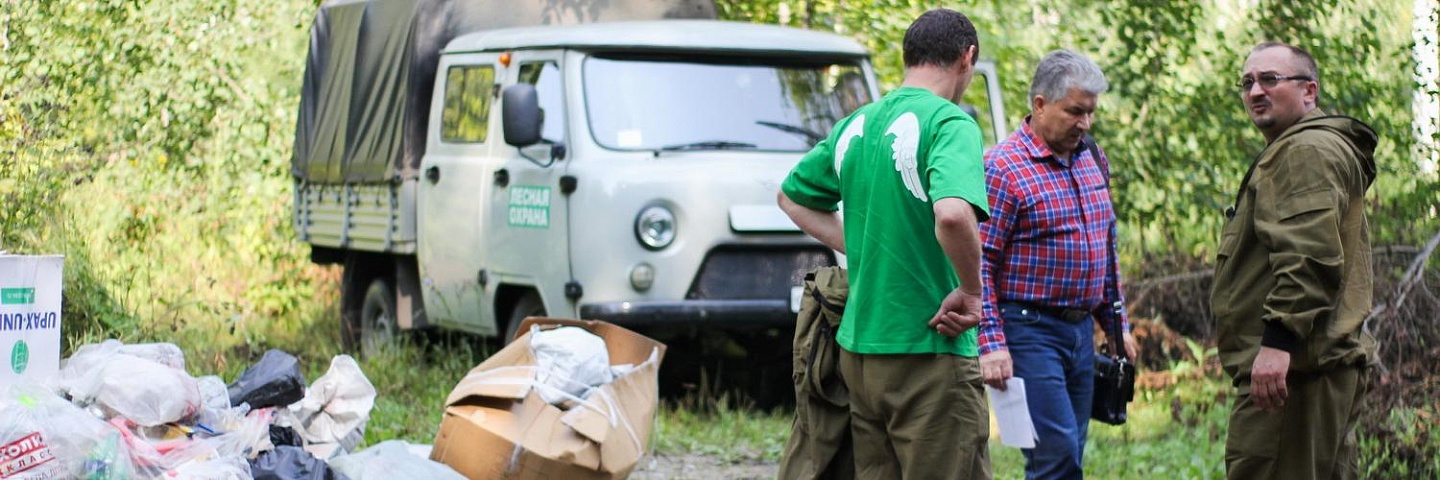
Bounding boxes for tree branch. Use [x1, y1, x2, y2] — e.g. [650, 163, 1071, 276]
[1126, 270, 1210, 314]
[1364, 227, 1440, 374]
[1368, 227, 1440, 322]
[1130, 270, 1212, 289]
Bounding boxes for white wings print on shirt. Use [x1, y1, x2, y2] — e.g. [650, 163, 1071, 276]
[885, 112, 927, 202]
[834, 114, 865, 176]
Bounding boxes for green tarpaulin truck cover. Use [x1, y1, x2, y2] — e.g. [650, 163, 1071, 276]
[291, 0, 714, 184]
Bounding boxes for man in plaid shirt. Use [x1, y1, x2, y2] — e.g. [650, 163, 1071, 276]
[977, 50, 1138, 479]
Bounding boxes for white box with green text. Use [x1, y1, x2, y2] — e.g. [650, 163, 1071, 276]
[0, 255, 63, 384]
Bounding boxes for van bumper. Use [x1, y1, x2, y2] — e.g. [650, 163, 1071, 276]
[579, 299, 794, 327]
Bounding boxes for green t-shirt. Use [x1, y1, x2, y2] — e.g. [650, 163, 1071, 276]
[781, 87, 989, 356]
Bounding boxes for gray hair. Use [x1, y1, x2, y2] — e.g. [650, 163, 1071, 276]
[1029, 49, 1109, 103]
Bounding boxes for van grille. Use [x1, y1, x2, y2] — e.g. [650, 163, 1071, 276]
[687, 247, 836, 300]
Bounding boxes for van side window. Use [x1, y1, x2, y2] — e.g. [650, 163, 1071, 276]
[441, 65, 496, 143]
[518, 62, 563, 141]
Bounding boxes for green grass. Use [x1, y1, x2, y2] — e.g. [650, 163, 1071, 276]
[1074, 386, 1228, 479]
[647, 375, 1231, 479]
[653, 393, 792, 462]
[50, 278, 1426, 479]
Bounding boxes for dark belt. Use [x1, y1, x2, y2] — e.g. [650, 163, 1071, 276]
[1003, 302, 1092, 324]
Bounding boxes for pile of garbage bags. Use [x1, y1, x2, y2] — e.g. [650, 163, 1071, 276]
[0, 340, 464, 480]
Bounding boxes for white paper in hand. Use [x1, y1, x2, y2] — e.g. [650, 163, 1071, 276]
[986, 377, 1039, 448]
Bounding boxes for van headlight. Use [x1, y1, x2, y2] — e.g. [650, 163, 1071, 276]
[635, 205, 676, 250]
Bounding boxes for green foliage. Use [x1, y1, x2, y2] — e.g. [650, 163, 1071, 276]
[716, 0, 1437, 262]
[1168, 338, 1218, 378]
[1, 0, 309, 169]
[1359, 405, 1440, 478]
[0, 0, 318, 334]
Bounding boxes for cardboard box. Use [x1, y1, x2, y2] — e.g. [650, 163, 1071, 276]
[0, 255, 63, 384]
[431, 318, 666, 480]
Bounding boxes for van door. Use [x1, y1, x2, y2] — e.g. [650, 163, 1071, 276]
[417, 54, 502, 334]
[488, 52, 576, 318]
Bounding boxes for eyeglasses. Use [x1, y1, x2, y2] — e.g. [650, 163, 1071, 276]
[1236, 73, 1312, 91]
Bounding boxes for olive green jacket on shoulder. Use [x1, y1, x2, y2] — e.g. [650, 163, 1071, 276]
[1212, 109, 1379, 384]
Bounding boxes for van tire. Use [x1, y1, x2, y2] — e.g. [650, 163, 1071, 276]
[504, 291, 546, 344]
[353, 277, 398, 358]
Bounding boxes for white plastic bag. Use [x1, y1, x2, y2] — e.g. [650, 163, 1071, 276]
[116, 342, 187, 370]
[193, 375, 234, 432]
[59, 339, 186, 374]
[195, 376, 230, 412]
[278, 354, 376, 453]
[165, 454, 252, 480]
[530, 326, 613, 405]
[328, 440, 466, 480]
[67, 354, 201, 427]
[57, 339, 124, 389]
[59, 340, 200, 427]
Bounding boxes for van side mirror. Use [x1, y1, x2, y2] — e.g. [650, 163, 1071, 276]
[503, 84, 542, 147]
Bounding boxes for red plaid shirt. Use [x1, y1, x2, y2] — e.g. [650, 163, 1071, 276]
[978, 120, 1128, 354]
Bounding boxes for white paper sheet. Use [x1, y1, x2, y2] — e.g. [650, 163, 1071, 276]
[986, 377, 1039, 448]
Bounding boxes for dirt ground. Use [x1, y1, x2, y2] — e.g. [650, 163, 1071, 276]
[629, 453, 779, 480]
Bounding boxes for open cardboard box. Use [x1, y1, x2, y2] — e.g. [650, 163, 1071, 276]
[431, 317, 666, 479]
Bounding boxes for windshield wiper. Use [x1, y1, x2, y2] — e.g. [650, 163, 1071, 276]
[756, 120, 824, 144]
[657, 140, 758, 152]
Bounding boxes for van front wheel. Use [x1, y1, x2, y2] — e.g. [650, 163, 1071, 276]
[504, 292, 546, 344]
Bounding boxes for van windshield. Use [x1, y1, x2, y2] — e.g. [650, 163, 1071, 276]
[584, 54, 870, 152]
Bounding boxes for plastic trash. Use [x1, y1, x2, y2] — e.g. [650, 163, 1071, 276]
[54, 340, 120, 394]
[196, 375, 230, 412]
[60, 339, 121, 371]
[66, 354, 202, 427]
[404, 443, 431, 460]
[116, 342, 187, 370]
[165, 454, 252, 480]
[82, 430, 130, 480]
[0, 382, 137, 479]
[59, 340, 201, 427]
[228, 350, 307, 409]
[118, 407, 276, 478]
[249, 445, 349, 480]
[530, 326, 613, 405]
[279, 355, 375, 453]
[270, 425, 303, 447]
[302, 442, 344, 462]
[327, 440, 466, 480]
[60, 339, 187, 373]
[200, 406, 276, 460]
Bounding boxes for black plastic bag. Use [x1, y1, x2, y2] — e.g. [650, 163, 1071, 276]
[270, 424, 305, 447]
[250, 445, 350, 480]
[229, 349, 307, 409]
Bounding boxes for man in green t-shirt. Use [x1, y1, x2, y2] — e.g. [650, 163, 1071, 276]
[778, 8, 992, 479]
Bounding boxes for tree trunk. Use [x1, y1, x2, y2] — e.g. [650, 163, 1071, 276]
[1416, 0, 1439, 173]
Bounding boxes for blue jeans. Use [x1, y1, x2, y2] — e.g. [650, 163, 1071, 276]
[1000, 303, 1096, 480]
